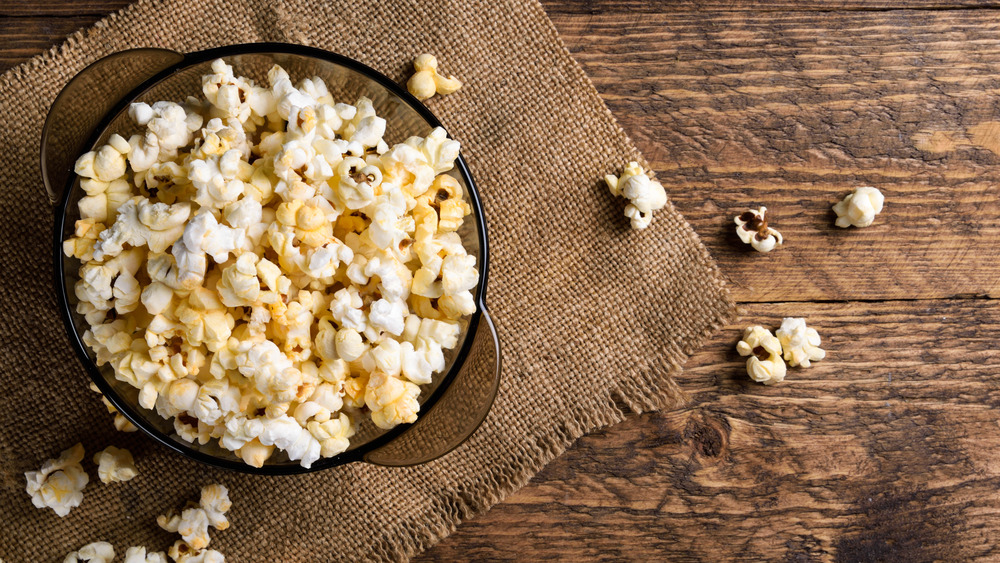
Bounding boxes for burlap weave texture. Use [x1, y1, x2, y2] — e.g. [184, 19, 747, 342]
[0, 0, 734, 560]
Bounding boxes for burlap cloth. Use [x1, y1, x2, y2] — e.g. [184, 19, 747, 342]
[0, 0, 733, 560]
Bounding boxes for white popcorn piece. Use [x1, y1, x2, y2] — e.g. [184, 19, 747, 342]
[833, 186, 884, 228]
[406, 54, 462, 101]
[259, 415, 322, 468]
[92, 196, 191, 260]
[124, 547, 168, 563]
[63, 542, 115, 563]
[605, 161, 668, 230]
[776, 317, 826, 368]
[93, 445, 138, 483]
[736, 326, 787, 385]
[199, 483, 232, 531]
[735, 207, 783, 253]
[24, 443, 89, 517]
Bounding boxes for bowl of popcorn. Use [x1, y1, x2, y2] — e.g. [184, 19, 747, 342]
[43, 43, 500, 474]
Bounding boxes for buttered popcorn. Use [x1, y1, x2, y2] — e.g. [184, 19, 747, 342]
[67, 59, 479, 468]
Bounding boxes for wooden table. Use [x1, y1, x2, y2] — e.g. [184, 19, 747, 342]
[7, 1, 1000, 559]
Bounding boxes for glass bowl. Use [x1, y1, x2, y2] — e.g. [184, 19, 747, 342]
[43, 43, 500, 474]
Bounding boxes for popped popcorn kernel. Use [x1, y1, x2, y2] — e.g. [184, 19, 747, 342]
[605, 161, 667, 230]
[833, 186, 884, 228]
[735, 207, 783, 253]
[63, 541, 114, 563]
[69, 60, 479, 469]
[407, 53, 462, 101]
[93, 445, 138, 483]
[124, 546, 168, 563]
[736, 326, 787, 385]
[776, 317, 826, 368]
[25, 443, 89, 517]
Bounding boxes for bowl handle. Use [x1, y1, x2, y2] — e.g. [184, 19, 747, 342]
[363, 305, 502, 467]
[40, 48, 184, 205]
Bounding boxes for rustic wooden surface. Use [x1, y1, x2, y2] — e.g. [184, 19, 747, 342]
[6, 1, 1000, 560]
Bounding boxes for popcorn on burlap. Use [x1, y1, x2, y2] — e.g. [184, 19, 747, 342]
[0, 0, 733, 560]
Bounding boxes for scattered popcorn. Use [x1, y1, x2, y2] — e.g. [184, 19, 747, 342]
[406, 53, 462, 101]
[68, 60, 479, 468]
[158, 484, 231, 551]
[734, 207, 783, 253]
[93, 446, 138, 483]
[776, 318, 826, 368]
[63, 541, 114, 563]
[605, 161, 667, 230]
[833, 186, 884, 228]
[25, 443, 89, 517]
[735, 326, 787, 385]
[124, 547, 168, 563]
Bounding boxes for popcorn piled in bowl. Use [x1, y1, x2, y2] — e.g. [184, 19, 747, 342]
[63, 59, 479, 469]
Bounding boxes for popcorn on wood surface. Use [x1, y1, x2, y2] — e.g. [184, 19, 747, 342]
[833, 186, 884, 228]
[605, 161, 667, 230]
[68, 59, 480, 468]
[24, 443, 89, 517]
[736, 326, 787, 385]
[734, 206, 783, 253]
[776, 317, 826, 368]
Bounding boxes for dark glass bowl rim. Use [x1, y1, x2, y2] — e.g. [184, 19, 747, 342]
[52, 42, 490, 475]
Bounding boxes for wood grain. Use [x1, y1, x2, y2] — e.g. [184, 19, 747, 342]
[550, 8, 1000, 303]
[0, 17, 108, 70]
[421, 299, 1000, 561]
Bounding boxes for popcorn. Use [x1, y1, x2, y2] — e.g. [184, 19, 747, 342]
[776, 318, 826, 368]
[366, 371, 420, 429]
[605, 161, 667, 230]
[93, 446, 138, 483]
[157, 484, 231, 551]
[168, 541, 225, 563]
[833, 186, 884, 228]
[407, 54, 462, 101]
[124, 547, 168, 563]
[736, 326, 787, 385]
[69, 60, 478, 469]
[24, 443, 89, 517]
[63, 542, 115, 563]
[735, 207, 783, 253]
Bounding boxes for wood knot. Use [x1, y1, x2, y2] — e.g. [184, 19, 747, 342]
[684, 411, 730, 459]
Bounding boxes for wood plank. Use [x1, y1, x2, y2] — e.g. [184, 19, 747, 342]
[0, 1, 132, 17]
[539, 0, 1000, 14]
[547, 8, 1000, 302]
[0, 17, 106, 71]
[420, 299, 1000, 561]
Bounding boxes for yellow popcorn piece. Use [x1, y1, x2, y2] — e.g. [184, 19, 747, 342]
[736, 326, 787, 385]
[406, 53, 462, 101]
